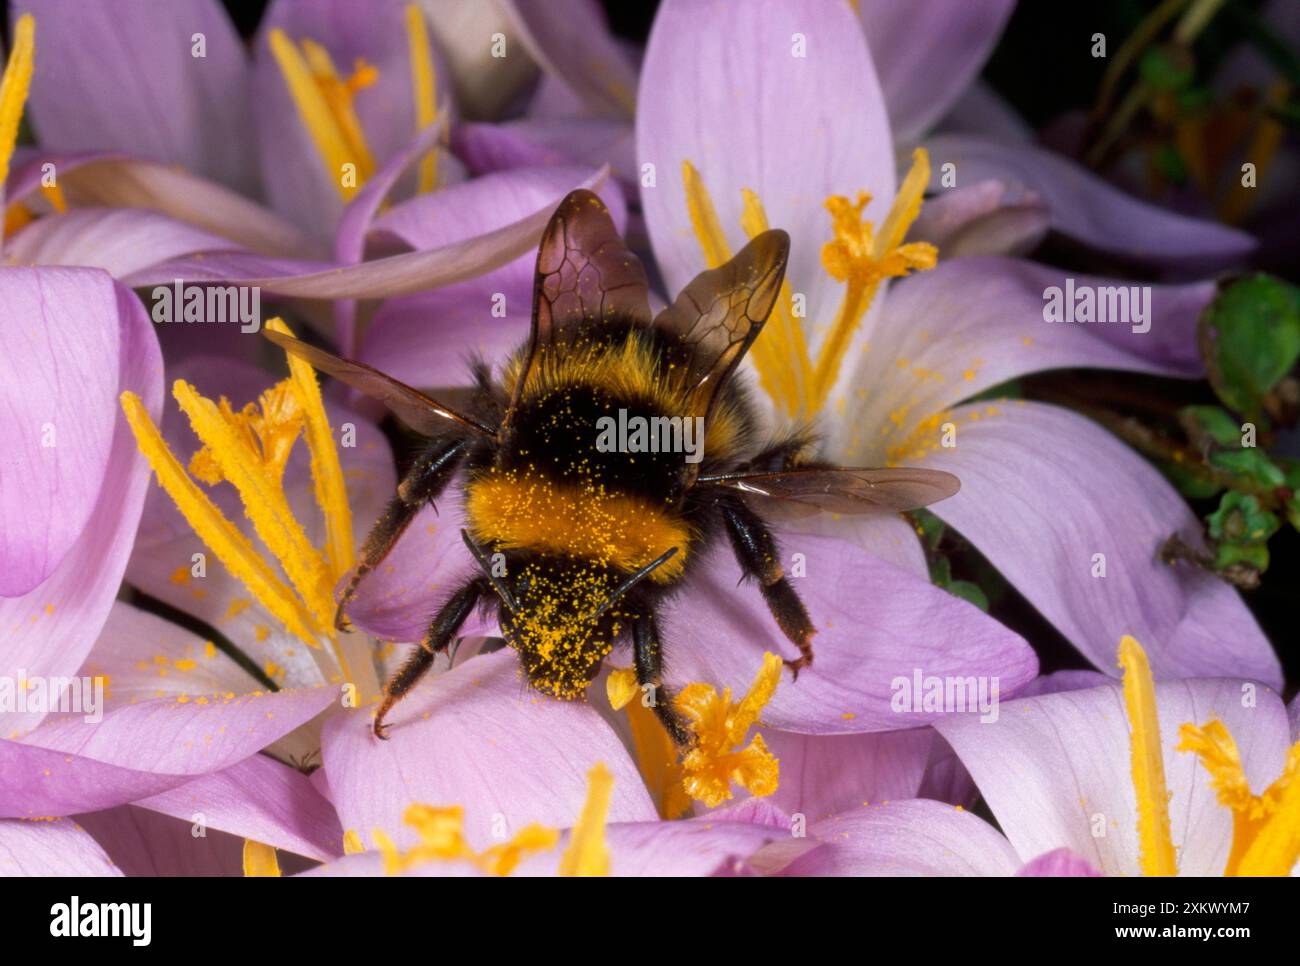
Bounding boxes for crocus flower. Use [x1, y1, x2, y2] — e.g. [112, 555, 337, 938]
[634, 0, 1281, 688]
[785, 637, 1299, 876]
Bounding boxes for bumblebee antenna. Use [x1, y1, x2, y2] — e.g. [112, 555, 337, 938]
[589, 547, 679, 621]
[460, 529, 519, 613]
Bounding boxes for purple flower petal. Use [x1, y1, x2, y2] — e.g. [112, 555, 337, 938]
[856, 0, 1014, 145]
[0, 817, 120, 875]
[924, 135, 1257, 269]
[15, 0, 255, 192]
[774, 800, 1020, 875]
[919, 401, 1283, 687]
[74, 806, 245, 876]
[1017, 847, 1103, 876]
[908, 179, 1049, 257]
[637, 0, 895, 310]
[454, 119, 636, 187]
[936, 677, 1292, 875]
[658, 531, 1037, 734]
[0, 280, 161, 732]
[320, 649, 656, 852]
[0, 269, 120, 594]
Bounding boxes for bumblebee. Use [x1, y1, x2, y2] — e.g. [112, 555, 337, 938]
[266, 190, 958, 742]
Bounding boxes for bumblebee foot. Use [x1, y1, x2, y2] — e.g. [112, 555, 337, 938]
[373, 716, 391, 740]
[784, 654, 813, 680]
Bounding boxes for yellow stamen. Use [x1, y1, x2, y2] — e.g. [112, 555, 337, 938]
[676, 653, 782, 808]
[342, 829, 365, 855]
[268, 28, 377, 200]
[266, 319, 354, 581]
[242, 839, 282, 877]
[607, 669, 691, 818]
[0, 13, 35, 210]
[558, 763, 613, 877]
[376, 803, 560, 877]
[1118, 635, 1178, 876]
[811, 149, 936, 412]
[120, 392, 321, 647]
[1177, 719, 1300, 876]
[174, 379, 336, 637]
[403, 2, 439, 193]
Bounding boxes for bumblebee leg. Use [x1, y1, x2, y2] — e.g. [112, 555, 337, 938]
[719, 501, 816, 677]
[374, 576, 487, 739]
[632, 613, 692, 747]
[336, 437, 468, 632]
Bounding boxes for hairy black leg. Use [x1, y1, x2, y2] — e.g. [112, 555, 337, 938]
[720, 500, 816, 676]
[632, 613, 692, 747]
[374, 576, 488, 739]
[336, 437, 468, 631]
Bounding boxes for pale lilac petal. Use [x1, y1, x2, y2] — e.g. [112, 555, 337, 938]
[58, 157, 324, 258]
[320, 649, 655, 852]
[856, 0, 1014, 145]
[124, 165, 610, 298]
[74, 806, 244, 876]
[0, 281, 161, 732]
[500, 0, 637, 119]
[936, 677, 1293, 875]
[920, 402, 1283, 687]
[774, 800, 1020, 875]
[659, 531, 1037, 734]
[521, 819, 789, 877]
[637, 0, 895, 312]
[908, 180, 1049, 257]
[762, 728, 934, 822]
[1019, 670, 1111, 698]
[837, 258, 1213, 460]
[0, 817, 120, 876]
[924, 135, 1257, 268]
[915, 731, 978, 807]
[137, 755, 343, 862]
[1017, 847, 1103, 876]
[5, 208, 238, 278]
[454, 119, 636, 186]
[0, 269, 119, 593]
[15, 0, 255, 192]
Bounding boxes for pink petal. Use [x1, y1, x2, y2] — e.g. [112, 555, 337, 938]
[1017, 847, 1103, 876]
[856, 0, 1015, 145]
[658, 531, 1038, 734]
[908, 179, 1049, 257]
[920, 402, 1283, 686]
[0, 816, 120, 875]
[775, 800, 1020, 875]
[936, 677, 1293, 875]
[320, 649, 656, 852]
[0, 281, 161, 732]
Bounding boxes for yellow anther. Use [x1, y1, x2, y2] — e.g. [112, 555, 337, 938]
[269, 28, 377, 200]
[0, 13, 35, 238]
[1119, 635, 1178, 876]
[376, 801, 566, 877]
[404, 2, 439, 192]
[607, 669, 690, 819]
[675, 653, 782, 808]
[242, 839, 282, 877]
[559, 763, 614, 877]
[1178, 720, 1300, 876]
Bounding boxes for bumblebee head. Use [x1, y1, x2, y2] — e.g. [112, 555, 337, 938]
[499, 558, 628, 700]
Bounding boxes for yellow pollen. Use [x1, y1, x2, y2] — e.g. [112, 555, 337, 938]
[0, 13, 35, 239]
[675, 652, 782, 808]
[242, 839, 282, 877]
[342, 829, 365, 854]
[1119, 635, 1178, 876]
[403, 2, 439, 192]
[1177, 719, 1300, 876]
[268, 29, 377, 200]
[121, 319, 360, 684]
[558, 763, 614, 877]
[680, 149, 936, 421]
[375, 802, 563, 877]
[607, 668, 690, 818]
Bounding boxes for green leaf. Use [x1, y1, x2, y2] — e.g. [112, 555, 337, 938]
[1160, 460, 1223, 499]
[1199, 274, 1300, 421]
[1207, 491, 1280, 545]
[1213, 541, 1270, 572]
[1180, 404, 1243, 446]
[945, 580, 989, 612]
[912, 508, 945, 553]
[1207, 448, 1286, 487]
[1140, 46, 1194, 92]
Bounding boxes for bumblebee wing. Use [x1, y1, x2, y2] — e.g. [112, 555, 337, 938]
[505, 189, 652, 427]
[652, 229, 789, 419]
[696, 466, 960, 514]
[263, 329, 492, 438]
